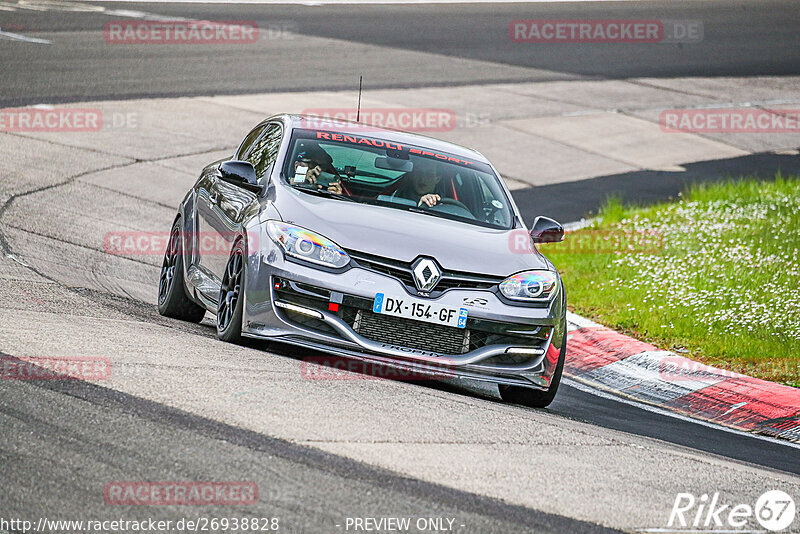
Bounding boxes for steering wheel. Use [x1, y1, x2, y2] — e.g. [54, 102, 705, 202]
[429, 197, 471, 211]
[418, 197, 474, 218]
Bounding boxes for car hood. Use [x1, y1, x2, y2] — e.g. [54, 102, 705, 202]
[270, 185, 549, 277]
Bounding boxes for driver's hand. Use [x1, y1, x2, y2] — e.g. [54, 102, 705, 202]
[302, 165, 322, 185]
[327, 181, 343, 195]
[418, 194, 440, 207]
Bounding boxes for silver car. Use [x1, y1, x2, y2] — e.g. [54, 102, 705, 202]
[158, 114, 567, 407]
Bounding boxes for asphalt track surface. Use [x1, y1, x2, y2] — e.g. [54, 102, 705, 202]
[0, 357, 612, 534]
[1, 0, 800, 105]
[2, 2, 800, 532]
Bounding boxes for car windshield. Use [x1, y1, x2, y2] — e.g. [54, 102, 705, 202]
[282, 128, 514, 230]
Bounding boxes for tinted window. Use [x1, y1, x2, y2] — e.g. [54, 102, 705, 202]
[282, 129, 513, 229]
[241, 123, 283, 184]
[238, 124, 266, 160]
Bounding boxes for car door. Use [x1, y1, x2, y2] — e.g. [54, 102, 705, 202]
[196, 122, 283, 298]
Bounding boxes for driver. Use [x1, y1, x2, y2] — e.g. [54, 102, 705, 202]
[386, 157, 444, 207]
[302, 148, 445, 207]
[293, 142, 341, 192]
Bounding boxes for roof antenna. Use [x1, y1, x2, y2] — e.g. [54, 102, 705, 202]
[356, 75, 363, 122]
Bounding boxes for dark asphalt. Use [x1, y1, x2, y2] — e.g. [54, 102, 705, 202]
[0, 355, 616, 534]
[0, 0, 799, 106]
[405, 367, 800, 476]
[550, 381, 800, 475]
[512, 152, 800, 223]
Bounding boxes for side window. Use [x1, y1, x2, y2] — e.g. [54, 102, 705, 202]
[238, 124, 267, 161]
[244, 124, 283, 184]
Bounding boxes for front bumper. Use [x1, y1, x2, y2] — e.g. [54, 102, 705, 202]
[242, 242, 566, 390]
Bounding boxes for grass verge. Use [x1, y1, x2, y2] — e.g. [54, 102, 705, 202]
[543, 174, 800, 387]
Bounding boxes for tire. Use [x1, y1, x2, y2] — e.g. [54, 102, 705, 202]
[157, 219, 207, 323]
[216, 239, 246, 343]
[499, 329, 566, 408]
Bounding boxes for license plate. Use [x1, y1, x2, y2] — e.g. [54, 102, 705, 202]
[373, 293, 468, 329]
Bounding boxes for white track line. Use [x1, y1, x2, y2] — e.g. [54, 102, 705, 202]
[0, 29, 51, 44]
[563, 377, 800, 451]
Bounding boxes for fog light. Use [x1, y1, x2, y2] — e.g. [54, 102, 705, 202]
[274, 301, 323, 319]
[505, 347, 545, 356]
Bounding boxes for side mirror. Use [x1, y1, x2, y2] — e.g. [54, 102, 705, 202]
[219, 161, 261, 193]
[530, 216, 564, 244]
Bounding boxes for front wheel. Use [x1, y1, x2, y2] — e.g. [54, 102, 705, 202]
[216, 239, 246, 343]
[499, 331, 566, 408]
[157, 219, 207, 323]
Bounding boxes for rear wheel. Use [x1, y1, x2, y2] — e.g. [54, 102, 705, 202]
[157, 219, 207, 322]
[499, 331, 566, 408]
[216, 239, 246, 343]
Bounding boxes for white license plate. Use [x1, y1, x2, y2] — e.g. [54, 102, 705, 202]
[373, 293, 468, 329]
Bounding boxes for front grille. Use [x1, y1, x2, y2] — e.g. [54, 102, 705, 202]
[434, 274, 498, 291]
[352, 310, 470, 355]
[348, 252, 416, 287]
[347, 249, 503, 295]
[274, 277, 551, 364]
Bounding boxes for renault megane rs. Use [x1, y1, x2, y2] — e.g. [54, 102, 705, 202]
[158, 114, 567, 407]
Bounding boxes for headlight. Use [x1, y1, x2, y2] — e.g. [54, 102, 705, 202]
[499, 270, 558, 301]
[266, 221, 350, 269]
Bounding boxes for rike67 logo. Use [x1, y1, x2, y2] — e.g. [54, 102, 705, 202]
[668, 490, 796, 532]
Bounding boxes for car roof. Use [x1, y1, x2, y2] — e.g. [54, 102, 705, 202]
[269, 113, 490, 163]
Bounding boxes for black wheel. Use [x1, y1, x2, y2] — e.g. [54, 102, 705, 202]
[157, 219, 207, 323]
[216, 239, 246, 342]
[499, 330, 566, 408]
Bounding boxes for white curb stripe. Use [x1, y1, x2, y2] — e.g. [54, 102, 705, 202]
[579, 350, 727, 404]
[566, 311, 602, 331]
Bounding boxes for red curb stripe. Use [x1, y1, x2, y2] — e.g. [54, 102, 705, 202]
[565, 316, 799, 441]
[565, 327, 657, 374]
[759, 419, 800, 442]
[666, 377, 800, 430]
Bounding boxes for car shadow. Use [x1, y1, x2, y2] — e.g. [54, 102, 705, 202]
[254, 338, 510, 404]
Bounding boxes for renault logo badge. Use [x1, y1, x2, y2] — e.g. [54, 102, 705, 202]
[411, 257, 441, 292]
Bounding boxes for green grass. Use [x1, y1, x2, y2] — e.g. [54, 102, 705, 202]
[543, 174, 800, 387]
